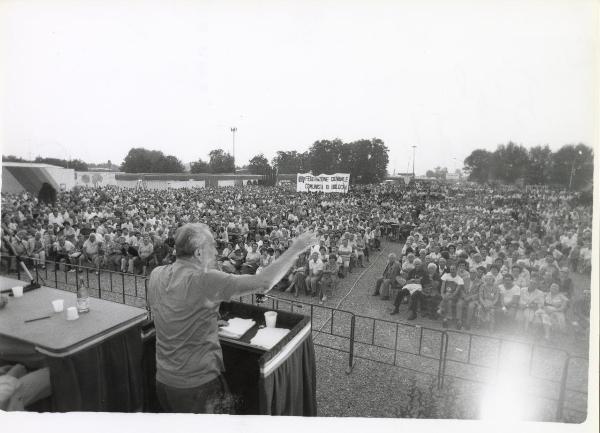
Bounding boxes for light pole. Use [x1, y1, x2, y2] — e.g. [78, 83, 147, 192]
[412, 145, 417, 177]
[569, 150, 583, 190]
[230, 127, 237, 174]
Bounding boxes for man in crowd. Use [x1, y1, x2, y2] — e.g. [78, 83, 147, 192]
[373, 253, 401, 300]
[78, 233, 102, 274]
[438, 263, 464, 329]
[306, 251, 324, 297]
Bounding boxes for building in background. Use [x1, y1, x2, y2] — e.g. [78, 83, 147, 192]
[1, 162, 75, 195]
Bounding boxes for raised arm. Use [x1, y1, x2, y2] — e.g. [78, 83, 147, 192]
[217, 230, 319, 299]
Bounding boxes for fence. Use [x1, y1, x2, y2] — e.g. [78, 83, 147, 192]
[0, 256, 589, 421]
[1, 255, 149, 311]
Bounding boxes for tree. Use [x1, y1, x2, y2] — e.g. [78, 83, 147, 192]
[549, 144, 594, 189]
[307, 139, 344, 174]
[91, 173, 103, 186]
[425, 167, 448, 180]
[208, 149, 235, 173]
[87, 160, 119, 171]
[526, 145, 553, 185]
[339, 138, 389, 184]
[161, 155, 185, 173]
[190, 158, 210, 173]
[248, 153, 271, 175]
[492, 142, 529, 183]
[120, 148, 184, 173]
[464, 142, 593, 189]
[33, 156, 89, 171]
[2, 155, 28, 162]
[272, 151, 309, 173]
[464, 149, 494, 183]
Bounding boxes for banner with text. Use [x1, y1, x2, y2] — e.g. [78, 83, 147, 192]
[296, 173, 350, 193]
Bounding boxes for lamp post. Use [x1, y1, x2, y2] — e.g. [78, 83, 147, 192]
[568, 150, 583, 191]
[230, 127, 237, 174]
[412, 145, 417, 177]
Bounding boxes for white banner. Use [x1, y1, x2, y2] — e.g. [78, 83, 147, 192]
[296, 173, 350, 193]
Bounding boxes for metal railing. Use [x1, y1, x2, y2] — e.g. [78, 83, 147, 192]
[242, 291, 589, 421]
[242, 293, 357, 374]
[1, 255, 149, 314]
[0, 255, 588, 421]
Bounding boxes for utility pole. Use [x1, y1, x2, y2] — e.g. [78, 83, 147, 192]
[412, 145, 417, 177]
[230, 127, 237, 174]
[569, 150, 583, 191]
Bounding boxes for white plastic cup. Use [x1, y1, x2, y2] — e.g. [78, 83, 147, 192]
[52, 299, 64, 313]
[11, 286, 23, 298]
[264, 311, 277, 328]
[66, 306, 79, 321]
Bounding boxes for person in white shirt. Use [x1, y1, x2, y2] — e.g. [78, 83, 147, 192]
[438, 264, 464, 328]
[498, 274, 521, 324]
[305, 252, 323, 297]
[337, 238, 353, 277]
[512, 262, 530, 289]
[517, 280, 544, 333]
[52, 237, 75, 269]
[48, 210, 64, 227]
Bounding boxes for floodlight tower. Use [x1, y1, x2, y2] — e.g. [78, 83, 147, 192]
[230, 127, 237, 174]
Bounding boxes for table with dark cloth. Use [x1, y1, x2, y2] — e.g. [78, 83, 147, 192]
[0, 276, 148, 412]
[142, 301, 317, 415]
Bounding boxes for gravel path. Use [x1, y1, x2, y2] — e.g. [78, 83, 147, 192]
[313, 345, 579, 421]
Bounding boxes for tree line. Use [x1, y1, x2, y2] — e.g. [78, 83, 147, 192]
[270, 138, 389, 183]
[2, 155, 90, 171]
[191, 137, 390, 184]
[463, 142, 594, 189]
[105, 138, 390, 184]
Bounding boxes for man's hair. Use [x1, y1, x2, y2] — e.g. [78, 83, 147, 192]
[174, 223, 214, 259]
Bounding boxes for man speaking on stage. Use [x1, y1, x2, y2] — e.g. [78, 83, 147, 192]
[148, 223, 318, 414]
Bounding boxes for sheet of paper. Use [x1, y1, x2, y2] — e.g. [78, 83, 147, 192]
[249, 327, 290, 350]
[218, 317, 256, 339]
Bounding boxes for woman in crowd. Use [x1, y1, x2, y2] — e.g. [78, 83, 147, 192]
[479, 273, 500, 332]
[284, 250, 309, 297]
[535, 282, 569, 343]
[318, 254, 339, 304]
[517, 278, 545, 333]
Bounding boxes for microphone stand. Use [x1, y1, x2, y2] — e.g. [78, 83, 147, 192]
[1, 234, 42, 293]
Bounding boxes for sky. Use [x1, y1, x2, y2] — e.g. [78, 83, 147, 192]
[0, 0, 597, 175]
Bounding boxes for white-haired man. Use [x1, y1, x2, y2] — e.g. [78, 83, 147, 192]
[372, 253, 401, 300]
[148, 223, 317, 414]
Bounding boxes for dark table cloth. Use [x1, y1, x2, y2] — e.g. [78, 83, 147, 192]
[47, 326, 144, 412]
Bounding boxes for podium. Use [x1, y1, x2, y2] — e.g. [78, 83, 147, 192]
[143, 301, 317, 416]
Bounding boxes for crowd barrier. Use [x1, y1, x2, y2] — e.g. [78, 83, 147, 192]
[0, 256, 588, 422]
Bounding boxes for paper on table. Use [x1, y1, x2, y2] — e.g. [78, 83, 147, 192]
[249, 327, 290, 350]
[218, 317, 256, 339]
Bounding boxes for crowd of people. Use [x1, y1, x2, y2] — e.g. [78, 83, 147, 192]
[0, 181, 593, 342]
[371, 184, 592, 343]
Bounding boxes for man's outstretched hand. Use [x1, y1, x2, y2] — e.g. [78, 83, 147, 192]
[291, 230, 320, 253]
